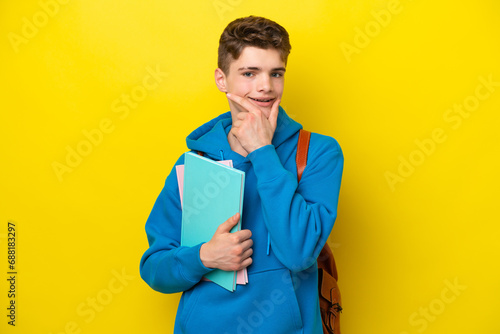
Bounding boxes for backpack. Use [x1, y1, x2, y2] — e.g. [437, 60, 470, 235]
[296, 129, 342, 334]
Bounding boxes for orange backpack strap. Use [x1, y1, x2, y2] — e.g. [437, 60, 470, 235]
[296, 129, 342, 334]
[296, 129, 311, 182]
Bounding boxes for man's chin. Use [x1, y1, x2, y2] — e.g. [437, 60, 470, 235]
[254, 106, 273, 117]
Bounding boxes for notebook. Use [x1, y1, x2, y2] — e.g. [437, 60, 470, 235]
[178, 152, 246, 291]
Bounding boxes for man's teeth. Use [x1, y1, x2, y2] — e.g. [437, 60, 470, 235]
[250, 97, 273, 102]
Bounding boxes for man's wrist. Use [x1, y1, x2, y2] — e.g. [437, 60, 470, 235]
[244, 142, 270, 154]
[199, 243, 214, 269]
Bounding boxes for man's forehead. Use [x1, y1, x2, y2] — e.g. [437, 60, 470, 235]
[230, 47, 285, 70]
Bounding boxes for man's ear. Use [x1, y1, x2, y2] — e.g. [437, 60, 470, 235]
[214, 68, 228, 93]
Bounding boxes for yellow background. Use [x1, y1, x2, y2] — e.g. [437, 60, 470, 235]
[1, 0, 499, 333]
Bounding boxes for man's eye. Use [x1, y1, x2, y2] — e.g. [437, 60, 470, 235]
[272, 72, 283, 78]
[243, 72, 254, 77]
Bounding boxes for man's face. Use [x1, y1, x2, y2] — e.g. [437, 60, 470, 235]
[217, 46, 286, 118]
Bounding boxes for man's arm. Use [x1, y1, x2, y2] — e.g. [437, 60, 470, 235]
[139, 165, 211, 293]
[226, 93, 344, 271]
[248, 139, 343, 271]
[140, 157, 254, 293]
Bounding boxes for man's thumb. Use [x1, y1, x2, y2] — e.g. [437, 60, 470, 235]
[217, 213, 240, 234]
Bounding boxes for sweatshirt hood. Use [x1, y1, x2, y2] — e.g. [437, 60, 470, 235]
[186, 106, 302, 162]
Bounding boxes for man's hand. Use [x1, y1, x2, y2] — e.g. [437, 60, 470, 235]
[200, 213, 253, 271]
[227, 93, 281, 154]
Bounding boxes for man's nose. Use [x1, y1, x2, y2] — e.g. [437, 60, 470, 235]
[256, 74, 272, 92]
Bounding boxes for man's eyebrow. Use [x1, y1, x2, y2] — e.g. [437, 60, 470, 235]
[237, 66, 286, 72]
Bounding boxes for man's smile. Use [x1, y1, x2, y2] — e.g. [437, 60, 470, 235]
[248, 96, 275, 103]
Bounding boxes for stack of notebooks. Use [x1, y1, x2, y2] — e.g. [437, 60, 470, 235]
[176, 152, 247, 292]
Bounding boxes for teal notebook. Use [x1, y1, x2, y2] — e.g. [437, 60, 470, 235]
[181, 152, 245, 292]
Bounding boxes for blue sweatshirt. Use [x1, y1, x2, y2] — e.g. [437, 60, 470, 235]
[140, 107, 343, 334]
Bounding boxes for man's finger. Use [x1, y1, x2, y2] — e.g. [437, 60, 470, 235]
[240, 238, 254, 252]
[241, 248, 253, 262]
[241, 257, 253, 269]
[227, 93, 260, 115]
[237, 229, 252, 242]
[268, 98, 281, 129]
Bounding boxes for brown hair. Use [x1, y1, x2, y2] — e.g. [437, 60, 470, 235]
[218, 16, 291, 74]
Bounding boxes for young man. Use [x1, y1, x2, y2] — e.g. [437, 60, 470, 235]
[140, 16, 343, 333]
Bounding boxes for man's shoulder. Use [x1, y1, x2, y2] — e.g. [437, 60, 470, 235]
[307, 131, 342, 155]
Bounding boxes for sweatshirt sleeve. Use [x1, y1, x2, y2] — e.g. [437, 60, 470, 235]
[139, 158, 213, 294]
[247, 134, 344, 271]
